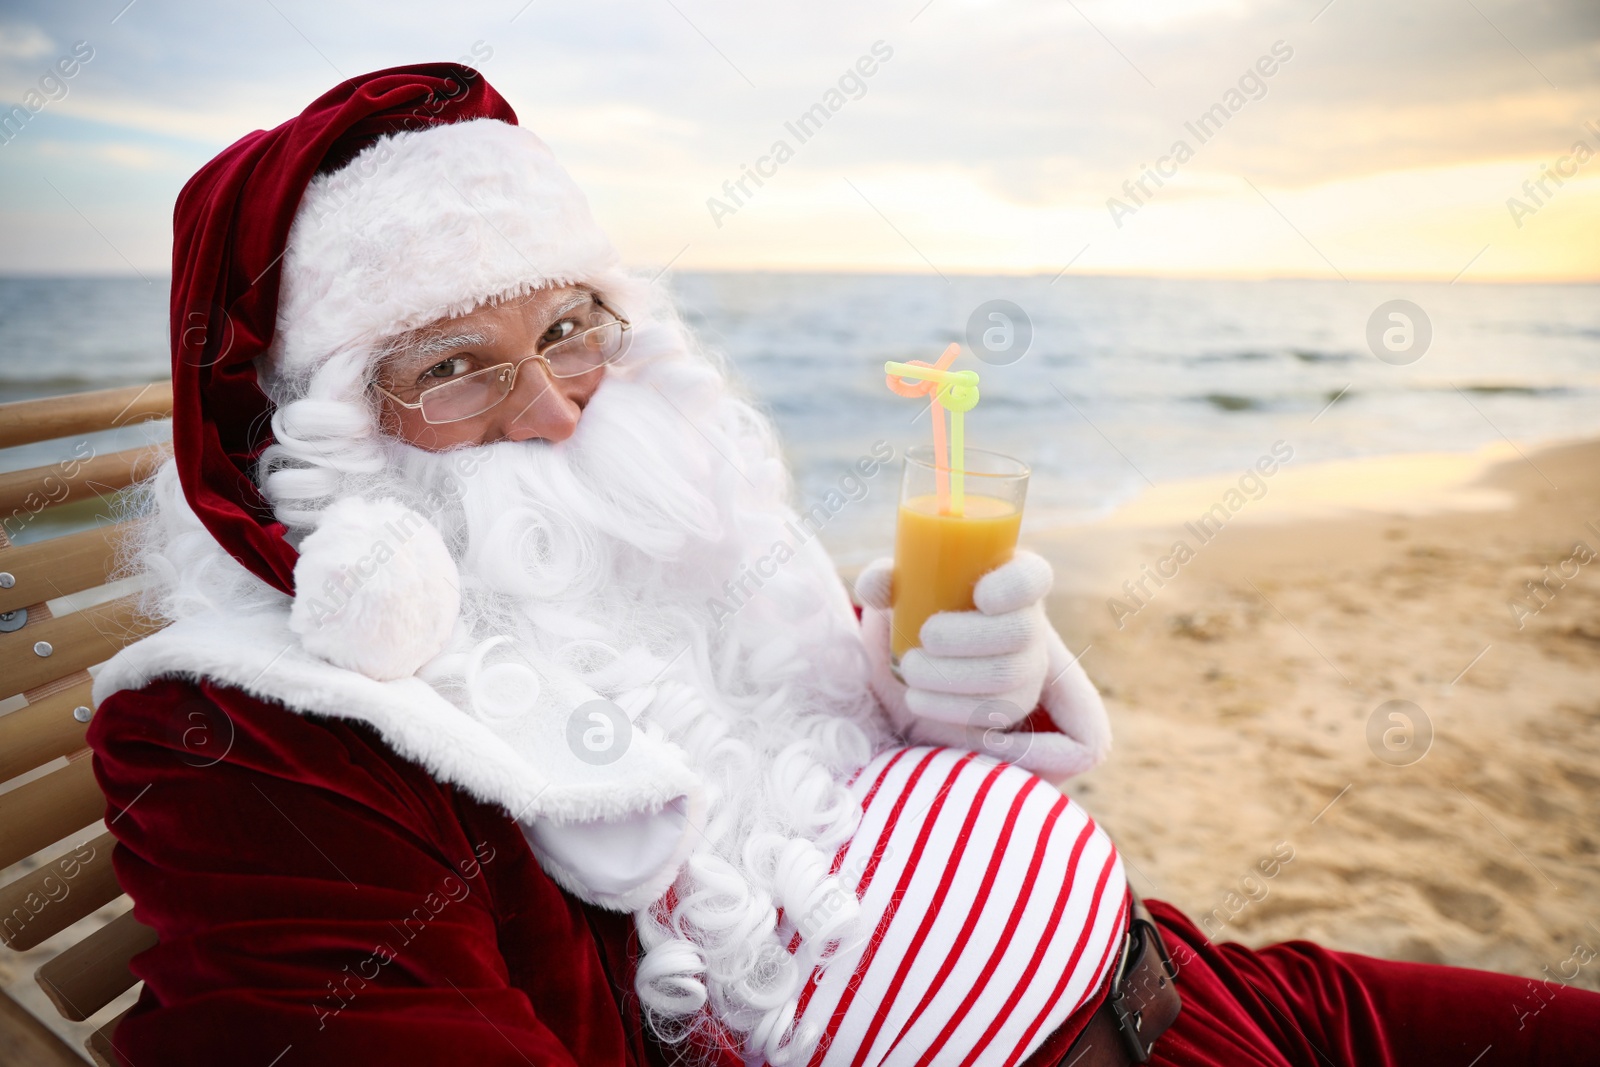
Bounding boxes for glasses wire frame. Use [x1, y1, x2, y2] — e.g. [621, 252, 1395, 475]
[372, 295, 631, 425]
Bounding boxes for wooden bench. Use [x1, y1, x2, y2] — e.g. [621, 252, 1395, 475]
[0, 382, 173, 1066]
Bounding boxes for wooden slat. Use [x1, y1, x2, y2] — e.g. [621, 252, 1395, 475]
[85, 1005, 132, 1067]
[0, 524, 123, 616]
[0, 445, 168, 520]
[0, 596, 157, 701]
[0, 832, 121, 951]
[0, 757, 103, 872]
[35, 909, 155, 1022]
[0, 678, 93, 784]
[0, 987, 86, 1067]
[0, 382, 172, 451]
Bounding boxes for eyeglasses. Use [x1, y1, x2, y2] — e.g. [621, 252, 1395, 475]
[372, 295, 631, 425]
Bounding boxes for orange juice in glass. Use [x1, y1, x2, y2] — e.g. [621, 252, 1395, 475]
[890, 446, 1029, 673]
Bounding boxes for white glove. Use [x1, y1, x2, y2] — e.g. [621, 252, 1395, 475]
[856, 550, 1112, 781]
[521, 796, 690, 901]
[860, 551, 1052, 726]
[417, 638, 704, 913]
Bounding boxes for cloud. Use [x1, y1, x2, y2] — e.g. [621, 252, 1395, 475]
[0, 0, 1593, 278]
[33, 138, 186, 170]
[0, 21, 53, 61]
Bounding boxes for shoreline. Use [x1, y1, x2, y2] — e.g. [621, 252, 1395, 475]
[1031, 438, 1541, 602]
[1094, 439, 1527, 529]
[1034, 435, 1600, 987]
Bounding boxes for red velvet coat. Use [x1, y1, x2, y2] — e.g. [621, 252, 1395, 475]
[88, 676, 743, 1067]
[86, 677, 1600, 1066]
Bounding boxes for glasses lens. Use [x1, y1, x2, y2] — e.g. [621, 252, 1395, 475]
[418, 365, 513, 423]
[545, 320, 627, 378]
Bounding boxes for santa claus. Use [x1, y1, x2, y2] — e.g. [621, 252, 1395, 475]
[88, 64, 1599, 1067]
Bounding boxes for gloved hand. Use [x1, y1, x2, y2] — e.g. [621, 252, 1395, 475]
[417, 638, 705, 914]
[855, 550, 1112, 780]
[858, 550, 1052, 727]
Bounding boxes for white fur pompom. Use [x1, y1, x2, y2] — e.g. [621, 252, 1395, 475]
[288, 497, 460, 681]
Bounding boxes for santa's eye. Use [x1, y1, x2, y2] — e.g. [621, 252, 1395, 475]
[541, 317, 579, 347]
[423, 356, 474, 382]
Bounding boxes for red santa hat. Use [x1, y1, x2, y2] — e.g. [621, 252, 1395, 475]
[268, 115, 620, 388]
[169, 63, 618, 599]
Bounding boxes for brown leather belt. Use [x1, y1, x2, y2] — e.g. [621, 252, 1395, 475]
[1058, 898, 1181, 1066]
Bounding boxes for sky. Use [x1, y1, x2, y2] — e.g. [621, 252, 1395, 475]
[0, 0, 1595, 281]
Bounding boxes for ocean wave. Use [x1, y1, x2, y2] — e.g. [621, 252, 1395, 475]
[1191, 350, 1275, 364]
[1488, 322, 1600, 341]
[1196, 392, 1264, 412]
[1450, 384, 1574, 398]
[1187, 347, 1352, 365]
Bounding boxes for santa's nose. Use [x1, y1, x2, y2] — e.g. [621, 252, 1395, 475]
[500, 365, 582, 443]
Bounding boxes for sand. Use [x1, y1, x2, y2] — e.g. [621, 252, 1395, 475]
[1036, 437, 1600, 992]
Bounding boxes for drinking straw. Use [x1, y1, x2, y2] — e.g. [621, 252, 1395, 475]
[884, 345, 980, 516]
[886, 344, 958, 508]
[885, 344, 959, 507]
[948, 397, 965, 513]
[940, 370, 979, 514]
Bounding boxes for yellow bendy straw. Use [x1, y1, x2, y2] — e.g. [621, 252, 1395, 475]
[884, 346, 981, 515]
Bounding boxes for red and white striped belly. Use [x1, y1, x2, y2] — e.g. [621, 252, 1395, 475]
[787, 746, 1128, 1067]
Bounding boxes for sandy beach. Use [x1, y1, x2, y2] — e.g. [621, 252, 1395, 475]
[1035, 437, 1600, 992]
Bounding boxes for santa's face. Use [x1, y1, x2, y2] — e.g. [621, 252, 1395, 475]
[369, 284, 625, 451]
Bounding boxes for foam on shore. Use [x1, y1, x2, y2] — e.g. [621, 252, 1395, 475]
[1099, 441, 1523, 530]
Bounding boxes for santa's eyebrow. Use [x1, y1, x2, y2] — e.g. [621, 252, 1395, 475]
[544, 292, 592, 320]
[395, 290, 593, 368]
[409, 332, 489, 359]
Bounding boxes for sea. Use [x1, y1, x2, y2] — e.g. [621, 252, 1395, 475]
[3, 274, 1597, 560]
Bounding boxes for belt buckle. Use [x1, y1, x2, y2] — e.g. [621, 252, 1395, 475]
[1108, 918, 1173, 1064]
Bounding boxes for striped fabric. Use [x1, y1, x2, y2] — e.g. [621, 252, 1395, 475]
[785, 746, 1128, 1067]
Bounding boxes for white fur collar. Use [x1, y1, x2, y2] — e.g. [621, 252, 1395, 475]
[92, 607, 705, 913]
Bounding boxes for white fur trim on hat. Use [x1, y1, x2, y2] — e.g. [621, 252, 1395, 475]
[288, 496, 460, 681]
[268, 118, 620, 383]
